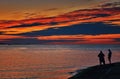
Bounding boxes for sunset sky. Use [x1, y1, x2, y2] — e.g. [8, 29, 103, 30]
[0, 0, 120, 44]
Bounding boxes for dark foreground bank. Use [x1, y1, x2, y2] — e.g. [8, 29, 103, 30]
[69, 62, 120, 79]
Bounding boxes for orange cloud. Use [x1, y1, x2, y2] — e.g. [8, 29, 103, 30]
[0, 35, 25, 41]
[37, 34, 120, 40]
[0, 25, 54, 34]
[36, 34, 120, 44]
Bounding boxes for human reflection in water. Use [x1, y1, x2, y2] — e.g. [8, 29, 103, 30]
[108, 49, 112, 64]
[98, 51, 105, 65]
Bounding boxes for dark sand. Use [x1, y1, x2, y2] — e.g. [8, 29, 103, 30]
[69, 62, 120, 79]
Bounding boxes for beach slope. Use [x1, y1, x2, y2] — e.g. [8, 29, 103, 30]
[69, 62, 120, 79]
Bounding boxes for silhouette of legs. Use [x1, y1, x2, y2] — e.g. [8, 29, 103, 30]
[99, 61, 101, 65]
[99, 59, 105, 65]
[108, 57, 111, 64]
[103, 60, 105, 65]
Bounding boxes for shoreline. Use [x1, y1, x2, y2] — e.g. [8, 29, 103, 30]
[68, 62, 120, 79]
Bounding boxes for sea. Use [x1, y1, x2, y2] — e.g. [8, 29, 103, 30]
[0, 45, 120, 79]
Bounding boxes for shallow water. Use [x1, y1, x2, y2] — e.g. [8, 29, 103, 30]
[0, 45, 120, 79]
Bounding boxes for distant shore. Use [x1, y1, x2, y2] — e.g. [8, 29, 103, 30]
[69, 62, 120, 79]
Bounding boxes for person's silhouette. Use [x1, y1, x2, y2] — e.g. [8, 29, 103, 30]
[108, 49, 112, 64]
[98, 51, 105, 65]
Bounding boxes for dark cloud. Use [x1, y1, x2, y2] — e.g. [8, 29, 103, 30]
[94, 14, 111, 17]
[0, 20, 15, 23]
[109, 19, 120, 22]
[6, 21, 69, 29]
[24, 12, 38, 18]
[61, 7, 120, 21]
[23, 12, 44, 19]
[17, 22, 120, 36]
[44, 8, 59, 11]
[81, 14, 111, 20]
[0, 32, 3, 35]
[115, 38, 120, 42]
[7, 22, 42, 28]
[99, 1, 120, 8]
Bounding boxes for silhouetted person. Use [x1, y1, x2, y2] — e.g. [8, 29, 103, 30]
[98, 51, 105, 65]
[108, 49, 112, 64]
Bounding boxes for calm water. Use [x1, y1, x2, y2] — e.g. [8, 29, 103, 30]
[0, 45, 120, 79]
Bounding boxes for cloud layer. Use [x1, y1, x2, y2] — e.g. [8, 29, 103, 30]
[0, 6, 120, 44]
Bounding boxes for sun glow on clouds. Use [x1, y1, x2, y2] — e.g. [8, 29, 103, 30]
[0, 6, 120, 44]
[37, 34, 120, 40]
[0, 35, 25, 41]
[1, 25, 54, 34]
[37, 34, 120, 44]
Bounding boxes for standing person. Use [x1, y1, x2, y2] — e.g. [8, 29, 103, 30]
[98, 51, 105, 65]
[108, 49, 112, 64]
